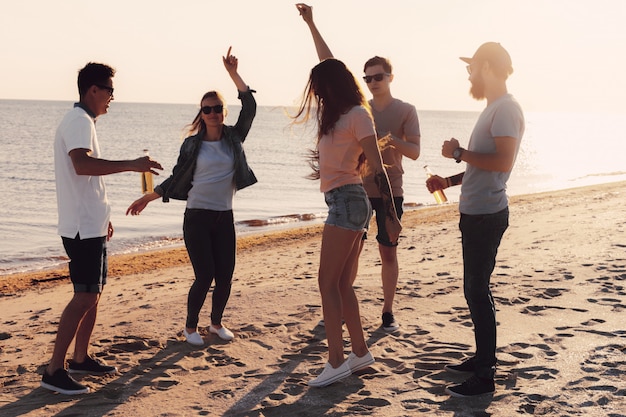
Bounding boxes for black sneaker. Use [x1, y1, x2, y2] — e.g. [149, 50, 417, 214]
[382, 312, 399, 332]
[68, 356, 117, 375]
[444, 356, 475, 374]
[41, 368, 89, 395]
[445, 375, 495, 398]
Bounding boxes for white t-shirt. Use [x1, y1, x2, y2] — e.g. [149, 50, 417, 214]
[54, 106, 110, 238]
[187, 139, 236, 211]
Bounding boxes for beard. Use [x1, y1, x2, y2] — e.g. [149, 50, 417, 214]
[470, 75, 485, 100]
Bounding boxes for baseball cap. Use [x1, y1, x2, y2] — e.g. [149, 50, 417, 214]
[460, 42, 513, 75]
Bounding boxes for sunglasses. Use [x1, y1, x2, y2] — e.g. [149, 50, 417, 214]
[96, 84, 114, 96]
[363, 73, 390, 83]
[201, 105, 224, 115]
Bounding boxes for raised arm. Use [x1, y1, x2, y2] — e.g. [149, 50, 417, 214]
[223, 46, 248, 92]
[295, 3, 333, 61]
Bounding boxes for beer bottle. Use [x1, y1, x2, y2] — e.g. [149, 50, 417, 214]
[424, 165, 447, 204]
[141, 149, 154, 194]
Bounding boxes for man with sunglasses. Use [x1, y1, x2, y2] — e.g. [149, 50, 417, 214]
[427, 42, 524, 397]
[43, 62, 163, 395]
[360, 56, 420, 332]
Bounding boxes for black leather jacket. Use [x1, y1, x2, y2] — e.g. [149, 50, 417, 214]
[154, 89, 258, 202]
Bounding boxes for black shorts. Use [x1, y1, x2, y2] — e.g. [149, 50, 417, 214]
[62, 234, 108, 293]
[365, 196, 404, 247]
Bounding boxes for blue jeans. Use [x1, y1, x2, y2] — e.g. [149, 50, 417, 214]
[459, 207, 509, 380]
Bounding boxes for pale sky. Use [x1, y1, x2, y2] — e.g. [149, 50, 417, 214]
[2, 0, 625, 113]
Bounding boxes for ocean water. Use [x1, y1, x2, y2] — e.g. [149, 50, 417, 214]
[1, 99, 625, 275]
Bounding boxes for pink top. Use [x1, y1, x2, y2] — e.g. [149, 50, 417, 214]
[318, 105, 376, 193]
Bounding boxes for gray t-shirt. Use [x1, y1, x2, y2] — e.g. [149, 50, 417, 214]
[459, 94, 525, 215]
[363, 98, 420, 198]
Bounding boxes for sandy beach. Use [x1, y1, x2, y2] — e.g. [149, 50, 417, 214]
[1, 181, 625, 416]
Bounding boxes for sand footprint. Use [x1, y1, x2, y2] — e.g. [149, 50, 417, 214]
[151, 377, 179, 390]
[559, 344, 625, 411]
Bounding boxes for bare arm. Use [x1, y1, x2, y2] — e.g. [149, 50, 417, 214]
[295, 3, 334, 61]
[443, 137, 518, 172]
[389, 134, 420, 160]
[223, 46, 248, 92]
[360, 135, 402, 243]
[126, 191, 160, 216]
[69, 149, 162, 176]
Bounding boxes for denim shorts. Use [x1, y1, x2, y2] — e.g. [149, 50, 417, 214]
[62, 234, 108, 293]
[324, 183, 372, 232]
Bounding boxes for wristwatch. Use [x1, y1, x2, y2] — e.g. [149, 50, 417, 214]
[453, 147, 464, 163]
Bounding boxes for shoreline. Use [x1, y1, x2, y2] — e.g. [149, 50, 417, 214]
[0, 202, 459, 296]
[2, 180, 623, 297]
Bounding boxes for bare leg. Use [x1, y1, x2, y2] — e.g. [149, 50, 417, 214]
[348, 239, 365, 286]
[45, 292, 99, 374]
[339, 239, 370, 358]
[379, 244, 398, 314]
[318, 224, 363, 368]
[72, 295, 100, 363]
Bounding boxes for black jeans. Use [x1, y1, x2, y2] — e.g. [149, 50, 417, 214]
[459, 207, 509, 380]
[183, 208, 236, 329]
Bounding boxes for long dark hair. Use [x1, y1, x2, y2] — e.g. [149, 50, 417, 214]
[292, 58, 369, 179]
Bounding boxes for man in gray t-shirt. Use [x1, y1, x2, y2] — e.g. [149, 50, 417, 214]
[426, 42, 525, 398]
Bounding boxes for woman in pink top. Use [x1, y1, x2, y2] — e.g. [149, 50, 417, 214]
[294, 3, 402, 388]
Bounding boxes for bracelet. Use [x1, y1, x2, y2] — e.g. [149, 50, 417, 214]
[445, 177, 451, 188]
[448, 172, 465, 187]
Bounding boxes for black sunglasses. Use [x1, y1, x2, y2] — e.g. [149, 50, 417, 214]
[363, 73, 390, 83]
[201, 105, 224, 115]
[96, 84, 114, 96]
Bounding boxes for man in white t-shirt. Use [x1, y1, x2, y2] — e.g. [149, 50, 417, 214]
[41, 62, 162, 395]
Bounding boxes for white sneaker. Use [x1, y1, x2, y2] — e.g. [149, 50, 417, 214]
[209, 325, 234, 341]
[183, 329, 204, 346]
[308, 360, 351, 387]
[346, 351, 375, 373]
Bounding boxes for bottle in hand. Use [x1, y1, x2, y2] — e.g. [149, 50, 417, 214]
[141, 149, 153, 194]
[424, 165, 447, 204]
